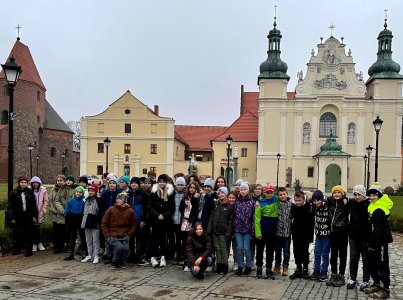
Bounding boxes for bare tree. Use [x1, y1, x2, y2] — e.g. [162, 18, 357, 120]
[67, 120, 81, 150]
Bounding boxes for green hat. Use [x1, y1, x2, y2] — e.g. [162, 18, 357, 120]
[66, 175, 75, 183]
[74, 186, 86, 194]
[119, 175, 130, 185]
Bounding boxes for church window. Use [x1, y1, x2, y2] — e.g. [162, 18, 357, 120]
[307, 167, 314, 178]
[125, 123, 131, 133]
[1, 110, 8, 124]
[220, 167, 225, 176]
[319, 112, 337, 137]
[347, 123, 356, 144]
[241, 148, 248, 157]
[50, 147, 56, 157]
[97, 143, 104, 153]
[242, 168, 249, 178]
[303, 123, 311, 144]
[150, 144, 157, 154]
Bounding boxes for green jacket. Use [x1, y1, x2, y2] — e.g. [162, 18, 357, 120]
[49, 185, 71, 224]
[254, 195, 279, 238]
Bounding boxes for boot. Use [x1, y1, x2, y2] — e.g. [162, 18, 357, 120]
[266, 268, 275, 280]
[273, 265, 281, 275]
[256, 267, 263, 279]
[242, 267, 252, 276]
[310, 269, 320, 280]
[235, 267, 243, 276]
[364, 283, 381, 294]
[326, 273, 337, 286]
[302, 268, 310, 279]
[282, 266, 289, 276]
[289, 269, 303, 280]
[372, 288, 390, 299]
[333, 274, 345, 287]
[222, 264, 228, 274]
[215, 263, 222, 274]
[318, 271, 328, 282]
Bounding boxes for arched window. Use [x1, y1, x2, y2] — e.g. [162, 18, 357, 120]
[319, 112, 337, 137]
[347, 123, 356, 144]
[302, 122, 311, 144]
[1, 110, 8, 124]
[50, 147, 56, 157]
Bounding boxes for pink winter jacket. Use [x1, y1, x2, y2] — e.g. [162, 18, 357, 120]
[35, 185, 49, 224]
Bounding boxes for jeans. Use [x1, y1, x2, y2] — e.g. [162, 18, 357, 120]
[109, 236, 130, 264]
[349, 237, 370, 282]
[330, 231, 348, 275]
[369, 244, 390, 289]
[190, 256, 213, 277]
[235, 233, 251, 268]
[314, 236, 330, 273]
[274, 236, 291, 266]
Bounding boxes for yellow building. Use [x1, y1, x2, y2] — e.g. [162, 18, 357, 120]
[80, 90, 175, 177]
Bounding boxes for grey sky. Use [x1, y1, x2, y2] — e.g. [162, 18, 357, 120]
[1, 0, 402, 126]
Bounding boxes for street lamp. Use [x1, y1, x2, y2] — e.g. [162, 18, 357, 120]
[276, 153, 281, 191]
[372, 116, 383, 182]
[1, 56, 22, 199]
[366, 145, 373, 189]
[36, 155, 39, 176]
[27, 143, 33, 179]
[226, 135, 233, 185]
[104, 136, 111, 173]
[61, 151, 66, 174]
[363, 155, 367, 190]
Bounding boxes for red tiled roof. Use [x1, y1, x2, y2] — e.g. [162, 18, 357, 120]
[241, 92, 259, 115]
[174, 131, 187, 146]
[0, 39, 46, 90]
[212, 110, 258, 142]
[175, 125, 228, 151]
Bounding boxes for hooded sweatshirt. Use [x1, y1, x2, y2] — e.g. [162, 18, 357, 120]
[254, 195, 278, 238]
[368, 194, 394, 248]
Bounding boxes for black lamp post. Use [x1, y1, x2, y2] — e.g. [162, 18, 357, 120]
[363, 154, 367, 190]
[226, 135, 233, 185]
[104, 136, 111, 173]
[1, 56, 22, 199]
[366, 145, 373, 189]
[276, 153, 281, 191]
[61, 151, 66, 174]
[372, 116, 383, 182]
[27, 143, 33, 179]
[36, 155, 39, 176]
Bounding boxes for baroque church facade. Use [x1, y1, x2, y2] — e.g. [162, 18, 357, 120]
[256, 18, 403, 192]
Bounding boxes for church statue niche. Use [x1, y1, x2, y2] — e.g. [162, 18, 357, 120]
[303, 123, 311, 144]
[347, 123, 355, 144]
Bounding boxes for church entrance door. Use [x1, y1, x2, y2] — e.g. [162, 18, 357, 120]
[325, 164, 341, 193]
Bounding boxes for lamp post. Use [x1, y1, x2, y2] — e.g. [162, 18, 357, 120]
[363, 155, 367, 190]
[103, 136, 111, 173]
[372, 116, 383, 182]
[366, 145, 373, 189]
[61, 151, 66, 174]
[27, 143, 33, 179]
[36, 155, 39, 176]
[276, 153, 281, 191]
[1, 56, 22, 199]
[226, 135, 233, 185]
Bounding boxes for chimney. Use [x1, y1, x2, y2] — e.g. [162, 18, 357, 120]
[240, 84, 244, 115]
[154, 105, 159, 116]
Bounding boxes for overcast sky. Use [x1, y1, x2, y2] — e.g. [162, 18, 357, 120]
[1, 0, 402, 126]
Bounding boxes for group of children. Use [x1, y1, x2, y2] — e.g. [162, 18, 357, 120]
[7, 173, 393, 299]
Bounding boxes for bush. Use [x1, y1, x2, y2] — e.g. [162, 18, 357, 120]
[390, 215, 403, 233]
[384, 186, 395, 195]
[395, 183, 403, 196]
[293, 179, 303, 191]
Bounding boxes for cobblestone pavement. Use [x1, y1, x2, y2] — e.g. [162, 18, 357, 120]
[0, 234, 401, 300]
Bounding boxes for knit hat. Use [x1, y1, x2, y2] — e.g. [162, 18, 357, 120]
[120, 176, 130, 185]
[66, 175, 75, 183]
[353, 185, 366, 197]
[130, 177, 141, 185]
[175, 177, 186, 186]
[87, 184, 99, 194]
[116, 192, 129, 203]
[235, 178, 244, 186]
[157, 174, 169, 183]
[203, 178, 215, 188]
[312, 190, 325, 201]
[263, 184, 275, 193]
[78, 176, 88, 185]
[144, 177, 153, 184]
[30, 176, 42, 185]
[139, 177, 146, 183]
[367, 182, 383, 198]
[331, 185, 345, 195]
[106, 173, 117, 180]
[108, 178, 119, 185]
[217, 187, 229, 196]
[75, 186, 86, 194]
[240, 182, 249, 190]
[18, 176, 28, 183]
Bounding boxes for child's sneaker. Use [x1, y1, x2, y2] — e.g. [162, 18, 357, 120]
[235, 267, 243, 276]
[93, 256, 100, 264]
[359, 282, 369, 292]
[302, 269, 311, 279]
[32, 244, 38, 252]
[266, 268, 275, 280]
[289, 269, 303, 280]
[232, 263, 239, 271]
[364, 284, 381, 294]
[333, 274, 345, 287]
[151, 257, 159, 268]
[242, 267, 252, 276]
[183, 266, 190, 272]
[310, 270, 320, 280]
[273, 265, 281, 275]
[81, 256, 92, 263]
[346, 279, 356, 289]
[37, 243, 46, 251]
[318, 271, 328, 282]
[159, 256, 166, 267]
[256, 267, 263, 279]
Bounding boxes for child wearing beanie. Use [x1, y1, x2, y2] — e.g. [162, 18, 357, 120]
[326, 185, 349, 287]
[364, 183, 393, 299]
[347, 185, 371, 290]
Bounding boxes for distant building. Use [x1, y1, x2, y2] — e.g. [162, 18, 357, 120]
[0, 38, 79, 184]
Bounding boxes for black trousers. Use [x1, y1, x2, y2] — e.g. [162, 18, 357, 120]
[150, 222, 168, 257]
[256, 234, 275, 269]
[293, 237, 310, 270]
[349, 237, 370, 282]
[53, 222, 68, 251]
[12, 216, 34, 252]
[330, 231, 348, 275]
[369, 244, 390, 289]
[167, 224, 183, 259]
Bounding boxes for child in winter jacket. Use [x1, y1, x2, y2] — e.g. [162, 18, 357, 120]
[207, 187, 234, 275]
[30, 176, 48, 252]
[63, 186, 86, 260]
[170, 176, 186, 263]
[326, 185, 350, 287]
[81, 184, 103, 264]
[234, 182, 255, 276]
[254, 184, 278, 279]
[364, 183, 393, 299]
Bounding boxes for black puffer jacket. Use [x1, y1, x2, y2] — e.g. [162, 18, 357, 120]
[147, 183, 175, 226]
[328, 196, 350, 233]
[348, 198, 371, 240]
[8, 187, 38, 225]
[207, 201, 234, 237]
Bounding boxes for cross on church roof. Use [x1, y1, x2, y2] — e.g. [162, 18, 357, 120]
[16, 23, 22, 40]
[329, 23, 335, 37]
